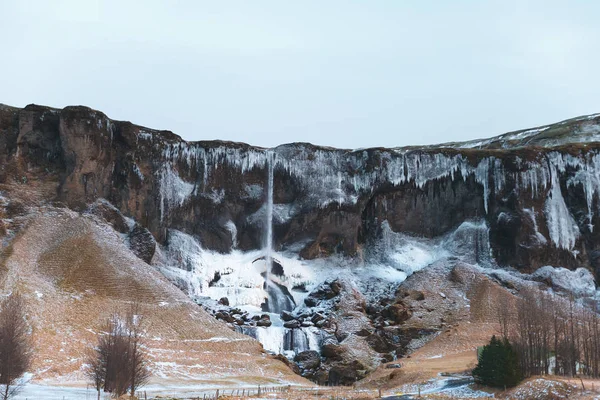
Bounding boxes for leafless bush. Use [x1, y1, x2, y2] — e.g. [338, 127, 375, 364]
[0, 293, 31, 400]
[86, 303, 151, 398]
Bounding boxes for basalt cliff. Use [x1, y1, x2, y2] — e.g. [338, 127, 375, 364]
[2, 103, 600, 385]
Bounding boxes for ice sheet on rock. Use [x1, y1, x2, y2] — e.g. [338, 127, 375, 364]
[158, 164, 195, 221]
[224, 221, 238, 249]
[544, 160, 580, 251]
[161, 230, 265, 306]
[532, 266, 596, 297]
[523, 208, 548, 246]
[372, 219, 494, 273]
[160, 230, 319, 309]
[247, 203, 299, 226]
[442, 221, 494, 267]
[376, 221, 444, 275]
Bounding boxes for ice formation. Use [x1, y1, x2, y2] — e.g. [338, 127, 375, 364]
[532, 266, 596, 298]
[154, 138, 600, 358]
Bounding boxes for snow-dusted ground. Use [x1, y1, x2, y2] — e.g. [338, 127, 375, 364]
[14, 382, 301, 400]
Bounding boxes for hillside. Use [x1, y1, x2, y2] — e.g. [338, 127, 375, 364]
[0, 181, 305, 389]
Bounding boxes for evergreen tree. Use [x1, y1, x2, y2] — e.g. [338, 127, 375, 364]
[473, 335, 522, 388]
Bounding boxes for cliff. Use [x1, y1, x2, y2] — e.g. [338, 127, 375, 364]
[2, 103, 600, 276]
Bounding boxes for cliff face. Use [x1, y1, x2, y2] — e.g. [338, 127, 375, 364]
[3, 104, 600, 277]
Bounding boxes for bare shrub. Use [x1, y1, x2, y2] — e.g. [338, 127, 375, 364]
[86, 303, 151, 398]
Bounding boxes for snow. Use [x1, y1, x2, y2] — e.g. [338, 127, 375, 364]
[376, 221, 446, 275]
[506, 378, 576, 400]
[545, 161, 580, 251]
[532, 266, 596, 297]
[523, 208, 548, 246]
[224, 221, 238, 249]
[158, 165, 194, 221]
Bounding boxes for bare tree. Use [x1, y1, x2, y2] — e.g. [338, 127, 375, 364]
[496, 293, 511, 339]
[0, 293, 31, 400]
[84, 346, 105, 400]
[126, 302, 150, 398]
[87, 304, 151, 398]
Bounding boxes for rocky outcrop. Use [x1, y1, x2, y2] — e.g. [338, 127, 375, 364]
[2, 104, 600, 277]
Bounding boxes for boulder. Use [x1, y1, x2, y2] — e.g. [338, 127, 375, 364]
[88, 200, 130, 233]
[328, 360, 368, 386]
[283, 320, 301, 329]
[281, 310, 294, 321]
[218, 297, 229, 306]
[383, 302, 412, 324]
[256, 318, 272, 327]
[128, 223, 156, 264]
[294, 350, 321, 370]
[321, 343, 344, 361]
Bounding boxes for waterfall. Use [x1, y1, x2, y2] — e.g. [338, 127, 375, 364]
[264, 280, 296, 314]
[265, 151, 274, 282]
[248, 151, 320, 357]
[262, 151, 296, 313]
[236, 323, 321, 356]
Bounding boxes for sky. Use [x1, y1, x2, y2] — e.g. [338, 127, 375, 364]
[2, 1, 600, 149]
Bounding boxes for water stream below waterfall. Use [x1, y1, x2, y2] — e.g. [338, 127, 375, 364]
[235, 314, 321, 357]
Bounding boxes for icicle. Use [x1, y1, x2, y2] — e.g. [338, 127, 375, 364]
[544, 162, 580, 250]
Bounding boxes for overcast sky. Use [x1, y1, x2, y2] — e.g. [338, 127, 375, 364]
[2, 1, 600, 149]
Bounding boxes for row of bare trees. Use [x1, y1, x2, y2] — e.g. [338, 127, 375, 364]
[85, 303, 151, 399]
[498, 289, 600, 378]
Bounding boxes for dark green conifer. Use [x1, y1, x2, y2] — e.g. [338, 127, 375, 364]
[473, 335, 522, 388]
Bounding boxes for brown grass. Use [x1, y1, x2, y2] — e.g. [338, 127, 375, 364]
[0, 209, 308, 387]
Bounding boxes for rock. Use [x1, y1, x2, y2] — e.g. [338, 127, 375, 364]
[281, 310, 294, 321]
[256, 318, 272, 327]
[88, 200, 130, 233]
[218, 297, 229, 306]
[301, 321, 313, 327]
[315, 319, 327, 328]
[217, 312, 235, 324]
[383, 303, 412, 324]
[385, 363, 402, 369]
[283, 320, 300, 329]
[366, 334, 395, 353]
[272, 354, 300, 375]
[128, 223, 156, 264]
[355, 328, 372, 337]
[304, 297, 318, 307]
[321, 343, 344, 361]
[328, 360, 367, 386]
[311, 313, 326, 324]
[396, 289, 425, 301]
[330, 280, 342, 296]
[294, 350, 321, 370]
